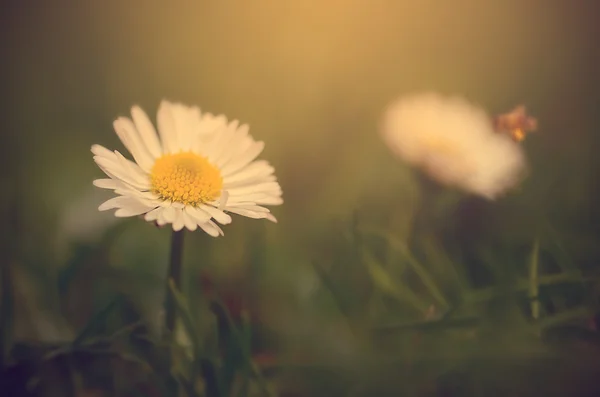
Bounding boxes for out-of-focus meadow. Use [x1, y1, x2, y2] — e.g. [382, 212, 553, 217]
[2, 1, 600, 396]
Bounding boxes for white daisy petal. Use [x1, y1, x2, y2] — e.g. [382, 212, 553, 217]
[91, 144, 115, 158]
[217, 190, 229, 211]
[230, 193, 283, 207]
[214, 124, 251, 168]
[199, 204, 232, 225]
[161, 206, 178, 224]
[157, 100, 178, 153]
[227, 204, 270, 213]
[224, 207, 270, 220]
[93, 149, 150, 191]
[203, 120, 239, 161]
[252, 195, 284, 205]
[115, 205, 154, 218]
[113, 186, 159, 204]
[265, 213, 277, 223]
[200, 113, 228, 133]
[113, 117, 155, 172]
[182, 212, 198, 231]
[184, 206, 211, 224]
[171, 104, 199, 151]
[227, 181, 281, 198]
[221, 141, 265, 177]
[224, 175, 277, 190]
[98, 196, 152, 213]
[199, 220, 221, 237]
[191, 114, 227, 153]
[98, 197, 126, 211]
[144, 207, 163, 222]
[222, 160, 275, 188]
[93, 179, 118, 189]
[172, 210, 185, 231]
[169, 103, 188, 150]
[112, 151, 151, 187]
[131, 105, 162, 158]
[222, 201, 256, 207]
[171, 202, 186, 210]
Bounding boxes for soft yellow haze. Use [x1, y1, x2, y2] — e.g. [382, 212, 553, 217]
[3, 0, 588, 240]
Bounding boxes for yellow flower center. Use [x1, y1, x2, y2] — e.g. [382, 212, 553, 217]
[510, 128, 526, 142]
[150, 152, 223, 206]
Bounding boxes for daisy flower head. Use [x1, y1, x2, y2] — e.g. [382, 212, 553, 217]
[92, 100, 283, 236]
[380, 92, 527, 199]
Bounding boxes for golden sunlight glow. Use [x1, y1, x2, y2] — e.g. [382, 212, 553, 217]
[150, 152, 223, 206]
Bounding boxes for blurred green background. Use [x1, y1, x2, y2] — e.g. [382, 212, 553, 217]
[1, 1, 600, 396]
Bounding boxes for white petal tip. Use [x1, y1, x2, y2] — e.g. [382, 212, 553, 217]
[115, 209, 136, 218]
[159, 99, 173, 110]
[112, 118, 127, 129]
[91, 144, 107, 155]
[266, 214, 278, 223]
[93, 179, 115, 189]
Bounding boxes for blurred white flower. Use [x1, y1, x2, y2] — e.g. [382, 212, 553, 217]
[92, 100, 283, 236]
[381, 92, 527, 199]
[59, 187, 120, 244]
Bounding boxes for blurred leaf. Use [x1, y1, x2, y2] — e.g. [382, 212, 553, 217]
[540, 218, 579, 274]
[43, 346, 153, 374]
[542, 325, 600, 347]
[310, 261, 356, 324]
[72, 294, 124, 347]
[0, 260, 14, 366]
[234, 376, 250, 397]
[539, 307, 592, 329]
[373, 315, 480, 334]
[167, 280, 203, 360]
[235, 311, 253, 397]
[362, 249, 428, 314]
[176, 373, 201, 397]
[199, 358, 221, 397]
[58, 245, 96, 298]
[461, 274, 600, 305]
[360, 228, 449, 309]
[58, 220, 132, 297]
[529, 238, 541, 321]
[421, 236, 468, 291]
[211, 298, 274, 397]
[220, 310, 253, 397]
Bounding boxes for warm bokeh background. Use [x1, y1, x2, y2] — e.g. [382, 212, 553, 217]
[1, 1, 600, 396]
[3, 0, 599, 258]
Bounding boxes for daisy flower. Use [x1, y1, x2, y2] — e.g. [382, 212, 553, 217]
[92, 100, 283, 236]
[380, 92, 527, 199]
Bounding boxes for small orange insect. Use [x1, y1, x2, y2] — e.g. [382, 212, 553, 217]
[493, 105, 538, 142]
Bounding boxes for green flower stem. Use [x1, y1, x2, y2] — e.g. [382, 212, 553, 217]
[164, 229, 185, 396]
[165, 229, 185, 335]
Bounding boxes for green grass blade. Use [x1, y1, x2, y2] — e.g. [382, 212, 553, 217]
[72, 294, 123, 347]
[211, 298, 274, 397]
[360, 228, 448, 308]
[529, 238, 541, 321]
[167, 279, 203, 360]
[362, 249, 429, 314]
